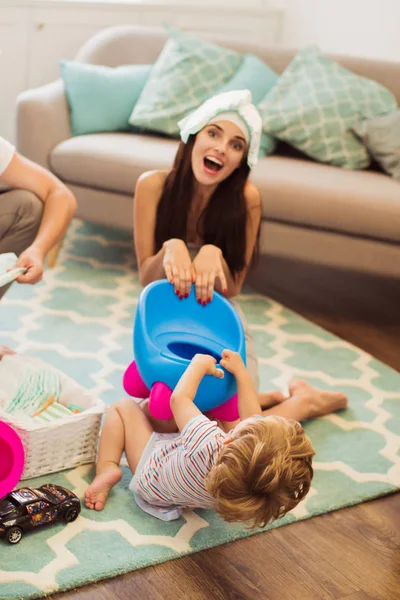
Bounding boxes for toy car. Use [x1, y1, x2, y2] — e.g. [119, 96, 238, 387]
[0, 484, 81, 544]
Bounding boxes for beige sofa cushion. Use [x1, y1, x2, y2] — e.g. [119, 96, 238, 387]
[50, 133, 179, 195]
[252, 156, 400, 243]
[51, 134, 400, 244]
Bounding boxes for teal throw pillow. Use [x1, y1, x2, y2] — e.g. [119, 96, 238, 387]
[60, 60, 151, 136]
[128, 24, 243, 136]
[217, 53, 279, 157]
[258, 46, 397, 169]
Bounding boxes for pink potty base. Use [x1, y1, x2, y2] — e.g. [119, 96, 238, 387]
[208, 394, 239, 421]
[149, 382, 174, 420]
[123, 361, 150, 399]
[0, 421, 25, 499]
[148, 388, 240, 422]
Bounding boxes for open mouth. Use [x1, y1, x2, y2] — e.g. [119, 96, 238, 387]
[203, 156, 224, 173]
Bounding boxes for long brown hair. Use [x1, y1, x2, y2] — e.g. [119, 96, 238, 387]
[154, 135, 259, 279]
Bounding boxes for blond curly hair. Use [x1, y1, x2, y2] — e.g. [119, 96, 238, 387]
[206, 416, 315, 529]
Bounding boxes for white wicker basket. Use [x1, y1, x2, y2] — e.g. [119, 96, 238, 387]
[0, 356, 106, 479]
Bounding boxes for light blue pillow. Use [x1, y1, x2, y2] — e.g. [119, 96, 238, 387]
[60, 60, 151, 136]
[217, 54, 279, 157]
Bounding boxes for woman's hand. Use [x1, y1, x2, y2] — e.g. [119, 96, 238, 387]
[192, 245, 228, 304]
[162, 239, 194, 298]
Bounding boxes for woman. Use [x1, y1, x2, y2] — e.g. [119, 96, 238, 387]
[133, 90, 347, 420]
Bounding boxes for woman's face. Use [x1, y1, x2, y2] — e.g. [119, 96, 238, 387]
[191, 120, 247, 187]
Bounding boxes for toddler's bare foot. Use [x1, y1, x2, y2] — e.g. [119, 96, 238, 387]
[258, 390, 286, 409]
[84, 464, 122, 511]
[289, 379, 348, 419]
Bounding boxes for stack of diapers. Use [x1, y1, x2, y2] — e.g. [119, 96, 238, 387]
[0, 355, 84, 425]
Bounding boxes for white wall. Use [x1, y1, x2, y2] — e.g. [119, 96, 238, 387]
[281, 0, 400, 60]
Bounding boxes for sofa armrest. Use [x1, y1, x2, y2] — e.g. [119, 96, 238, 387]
[16, 79, 71, 169]
[75, 25, 166, 67]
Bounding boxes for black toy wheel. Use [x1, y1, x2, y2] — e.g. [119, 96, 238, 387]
[64, 507, 79, 523]
[7, 527, 23, 544]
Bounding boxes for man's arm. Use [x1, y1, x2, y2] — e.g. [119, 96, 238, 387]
[1, 152, 76, 283]
[170, 354, 224, 432]
[1, 152, 77, 257]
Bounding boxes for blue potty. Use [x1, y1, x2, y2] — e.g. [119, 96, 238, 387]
[123, 280, 246, 420]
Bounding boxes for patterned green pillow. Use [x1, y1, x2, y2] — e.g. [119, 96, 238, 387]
[258, 46, 397, 169]
[217, 54, 279, 157]
[128, 25, 243, 136]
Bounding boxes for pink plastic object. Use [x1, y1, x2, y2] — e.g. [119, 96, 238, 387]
[149, 382, 174, 420]
[208, 394, 239, 421]
[0, 421, 25, 499]
[123, 360, 150, 399]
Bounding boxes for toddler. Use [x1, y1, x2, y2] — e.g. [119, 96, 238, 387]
[85, 350, 316, 528]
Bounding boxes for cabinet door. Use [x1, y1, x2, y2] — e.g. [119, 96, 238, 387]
[0, 9, 28, 143]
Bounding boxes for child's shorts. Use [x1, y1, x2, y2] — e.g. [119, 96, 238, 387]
[129, 431, 183, 522]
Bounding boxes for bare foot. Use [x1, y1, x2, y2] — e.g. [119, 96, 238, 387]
[258, 390, 286, 409]
[289, 379, 348, 418]
[84, 464, 122, 511]
[0, 345, 15, 361]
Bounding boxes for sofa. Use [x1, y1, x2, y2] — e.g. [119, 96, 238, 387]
[16, 25, 400, 294]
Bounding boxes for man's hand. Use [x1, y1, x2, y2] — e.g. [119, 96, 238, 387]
[192, 354, 224, 379]
[15, 246, 45, 284]
[220, 349, 246, 377]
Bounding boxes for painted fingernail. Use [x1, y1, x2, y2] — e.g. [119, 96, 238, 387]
[198, 299, 201, 304]
[185, 294, 189, 298]
[202, 301, 206, 306]
[223, 288, 227, 294]
[208, 297, 211, 302]
[179, 295, 183, 300]
[176, 289, 180, 295]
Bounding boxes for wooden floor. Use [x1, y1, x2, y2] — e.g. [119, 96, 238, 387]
[51, 260, 400, 600]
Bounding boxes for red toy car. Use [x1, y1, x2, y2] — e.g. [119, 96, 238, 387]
[0, 484, 81, 544]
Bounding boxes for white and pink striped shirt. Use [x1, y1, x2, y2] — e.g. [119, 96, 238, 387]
[134, 415, 227, 509]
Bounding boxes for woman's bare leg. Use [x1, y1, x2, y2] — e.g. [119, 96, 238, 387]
[261, 379, 348, 422]
[258, 390, 286, 409]
[85, 399, 154, 510]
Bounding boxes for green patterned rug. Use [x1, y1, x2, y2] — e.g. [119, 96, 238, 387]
[0, 220, 399, 599]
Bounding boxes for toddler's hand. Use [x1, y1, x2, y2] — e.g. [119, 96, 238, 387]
[220, 349, 246, 376]
[192, 354, 224, 379]
[0, 345, 15, 361]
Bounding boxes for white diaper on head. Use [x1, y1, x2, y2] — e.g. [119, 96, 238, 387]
[208, 110, 250, 145]
[178, 90, 262, 168]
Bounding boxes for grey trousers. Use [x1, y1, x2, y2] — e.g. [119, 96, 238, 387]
[0, 189, 43, 300]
